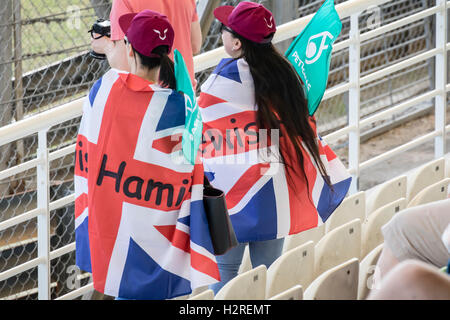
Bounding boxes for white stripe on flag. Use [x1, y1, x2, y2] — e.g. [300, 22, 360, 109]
[74, 207, 88, 229]
[271, 162, 291, 238]
[80, 69, 119, 144]
[201, 102, 256, 123]
[190, 184, 204, 202]
[133, 91, 194, 173]
[104, 202, 191, 297]
[202, 146, 272, 195]
[228, 174, 272, 215]
[190, 241, 216, 265]
[328, 157, 351, 184]
[200, 61, 255, 109]
[74, 175, 88, 199]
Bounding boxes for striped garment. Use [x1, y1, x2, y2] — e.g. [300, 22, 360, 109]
[74, 69, 219, 299]
[198, 58, 352, 242]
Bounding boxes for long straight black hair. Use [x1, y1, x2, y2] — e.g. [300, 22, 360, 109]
[131, 45, 176, 89]
[224, 27, 332, 191]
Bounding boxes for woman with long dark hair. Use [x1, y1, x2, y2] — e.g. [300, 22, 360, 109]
[198, 2, 351, 293]
[74, 10, 219, 300]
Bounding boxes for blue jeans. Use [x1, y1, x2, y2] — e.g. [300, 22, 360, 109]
[209, 238, 284, 294]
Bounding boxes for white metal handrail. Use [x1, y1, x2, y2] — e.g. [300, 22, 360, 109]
[0, 0, 447, 299]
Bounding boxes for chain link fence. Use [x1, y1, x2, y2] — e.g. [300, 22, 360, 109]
[0, 0, 439, 299]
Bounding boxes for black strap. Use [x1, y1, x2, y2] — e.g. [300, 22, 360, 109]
[204, 175, 211, 187]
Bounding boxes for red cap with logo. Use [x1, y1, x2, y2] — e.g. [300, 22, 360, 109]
[214, 1, 276, 44]
[118, 9, 175, 57]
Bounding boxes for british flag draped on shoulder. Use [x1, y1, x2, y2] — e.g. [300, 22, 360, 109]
[198, 58, 352, 242]
[74, 69, 219, 300]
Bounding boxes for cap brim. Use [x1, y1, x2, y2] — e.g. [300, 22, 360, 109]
[213, 6, 234, 26]
[118, 13, 138, 35]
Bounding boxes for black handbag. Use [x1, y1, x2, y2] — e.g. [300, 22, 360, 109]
[203, 176, 238, 255]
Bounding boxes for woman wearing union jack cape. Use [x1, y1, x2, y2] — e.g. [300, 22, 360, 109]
[74, 10, 219, 300]
[198, 2, 352, 293]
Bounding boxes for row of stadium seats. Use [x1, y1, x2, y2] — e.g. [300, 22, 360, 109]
[183, 156, 450, 300]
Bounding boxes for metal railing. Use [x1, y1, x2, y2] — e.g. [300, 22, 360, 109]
[0, 0, 448, 299]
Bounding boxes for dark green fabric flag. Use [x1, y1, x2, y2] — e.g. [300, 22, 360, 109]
[285, 0, 342, 116]
[174, 49, 203, 165]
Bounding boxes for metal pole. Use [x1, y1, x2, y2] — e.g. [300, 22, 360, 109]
[13, 0, 24, 164]
[0, 0, 13, 196]
[198, 0, 221, 45]
[435, 0, 447, 158]
[89, 0, 111, 19]
[268, 0, 297, 53]
[37, 129, 50, 300]
[348, 13, 361, 194]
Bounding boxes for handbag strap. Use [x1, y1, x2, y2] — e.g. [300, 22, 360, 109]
[204, 175, 211, 187]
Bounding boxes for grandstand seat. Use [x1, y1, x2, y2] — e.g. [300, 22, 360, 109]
[406, 157, 445, 202]
[357, 243, 384, 300]
[282, 224, 325, 254]
[304, 258, 359, 300]
[446, 157, 450, 178]
[266, 241, 314, 298]
[325, 191, 366, 233]
[237, 245, 252, 274]
[269, 285, 303, 300]
[314, 219, 361, 277]
[366, 175, 407, 215]
[189, 285, 208, 298]
[188, 289, 214, 300]
[361, 198, 406, 258]
[407, 178, 450, 208]
[214, 265, 266, 300]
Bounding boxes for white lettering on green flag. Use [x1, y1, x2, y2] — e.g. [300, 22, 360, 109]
[174, 49, 203, 165]
[285, 0, 342, 116]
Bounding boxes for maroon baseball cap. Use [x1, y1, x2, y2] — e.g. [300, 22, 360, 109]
[118, 10, 175, 57]
[214, 1, 276, 44]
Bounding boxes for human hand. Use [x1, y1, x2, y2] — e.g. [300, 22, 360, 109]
[90, 32, 114, 55]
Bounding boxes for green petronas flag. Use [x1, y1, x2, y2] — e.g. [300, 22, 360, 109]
[285, 0, 342, 116]
[174, 49, 203, 165]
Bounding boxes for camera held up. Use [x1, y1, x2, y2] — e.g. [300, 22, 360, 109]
[88, 19, 111, 60]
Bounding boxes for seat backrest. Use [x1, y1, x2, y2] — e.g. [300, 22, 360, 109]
[407, 178, 450, 208]
[304, 258, 359, 300]
[314, 219, 361, 277]
[266, 241, 314, 298]
[214, 265, 266, 300]
[325, 191, 366, 233]
[188, 285, 209, 298]
[358, 243, 383, 300]
[407, 158, 445, 202]
[366, 175, 407, 215]
[446, 157, 450, 178]
[188, 289, 214, 300]
[238, 245, 252, 274]
[269, 285, 303, 300]
[361, 198, 406, 258]
[282, 224, 325, 254]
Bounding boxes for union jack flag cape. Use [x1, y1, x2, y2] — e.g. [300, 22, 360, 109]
[198, 58, 352, 242]
[74, 69, 219, 299]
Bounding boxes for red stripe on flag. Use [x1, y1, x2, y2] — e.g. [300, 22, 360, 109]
[152, 133, 182, 154]
[155, 225, 190, 253]
[279, 136, 319, 234]
[191, 250, 221, 281]
[87, 79, 155, 294]
[75, 193, 88, 219]
[320, 142, 337, 161]
[198, 92, 227, 109]
[225, 164, 270, 209]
